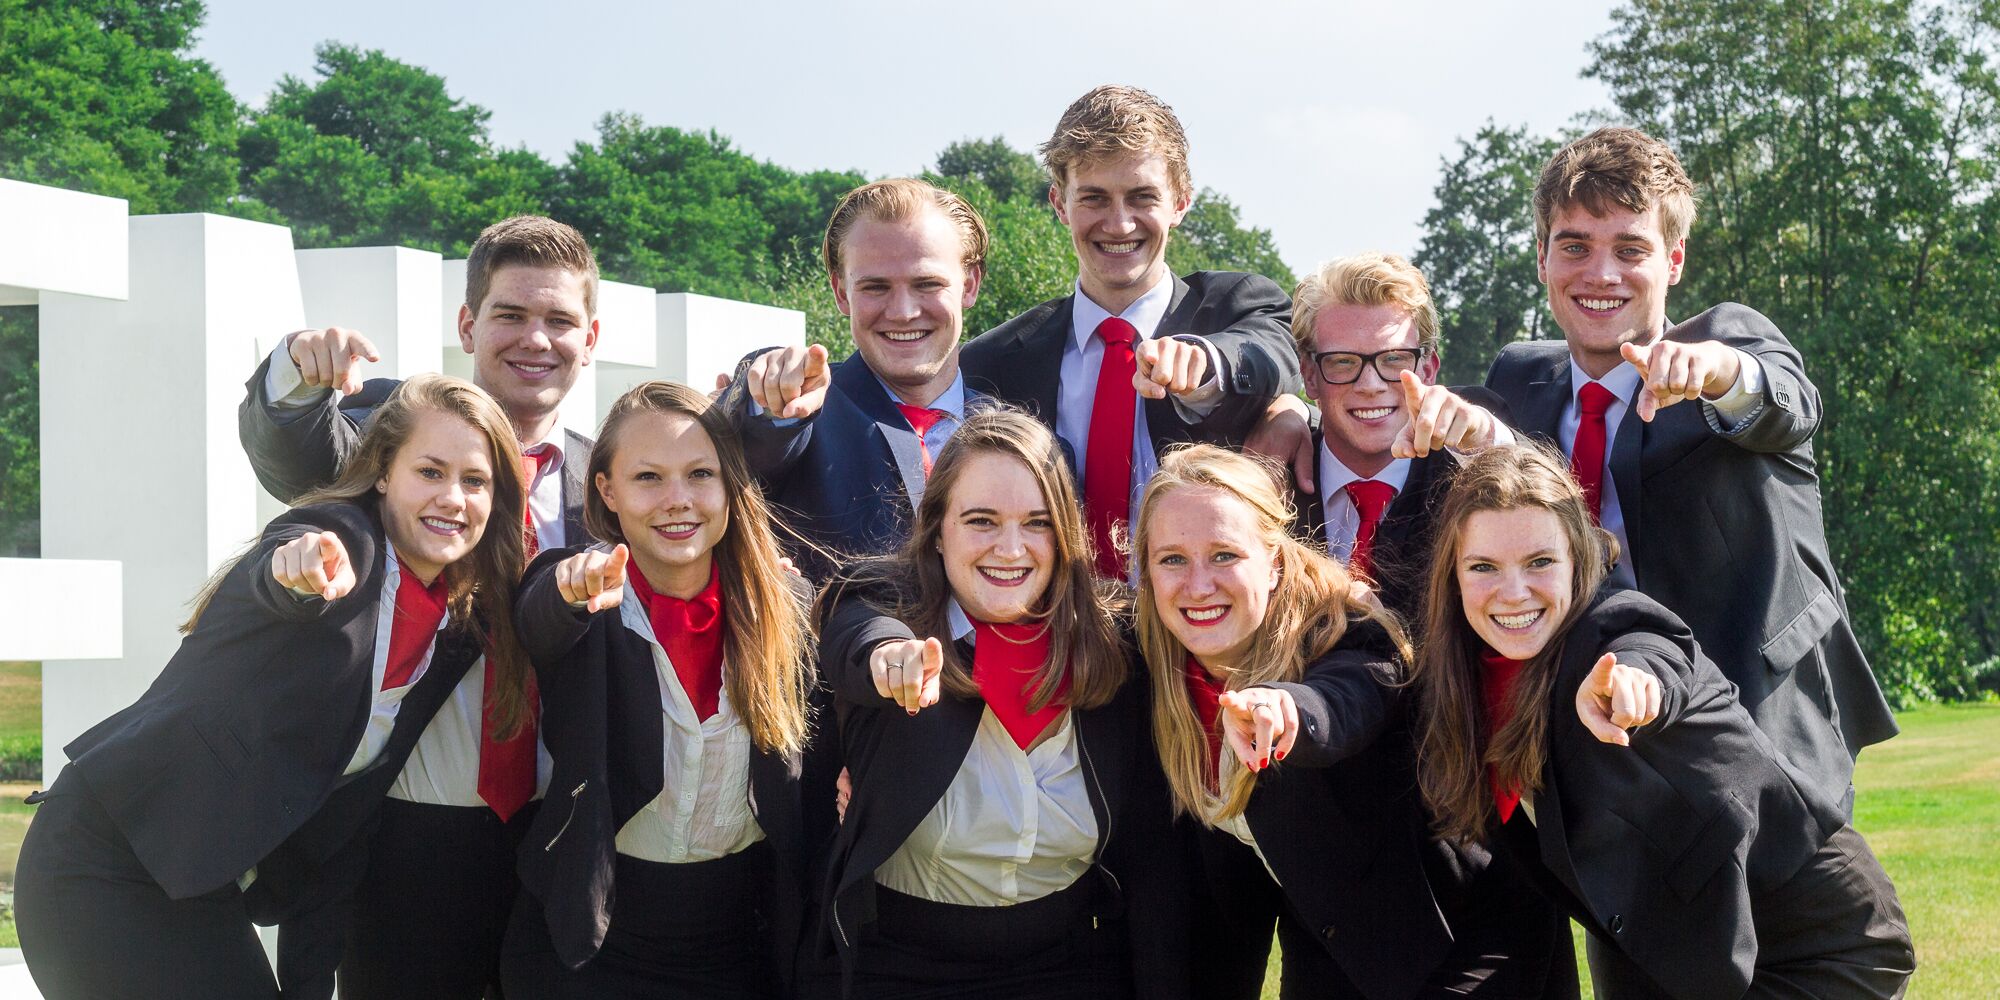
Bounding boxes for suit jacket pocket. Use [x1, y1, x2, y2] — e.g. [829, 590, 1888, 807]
[192, 719, 253, 777]
[1759, 587, 1840, 675]
[1664, 792, 1751, 902]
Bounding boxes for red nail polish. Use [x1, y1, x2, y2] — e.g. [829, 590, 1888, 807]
[1275, 750, 1286, 762]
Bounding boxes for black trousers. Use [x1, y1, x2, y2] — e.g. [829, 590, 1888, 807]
[1583, 825, 1914, 1000]
[16, 770, 279, 999]
[847, 876, 1128, 999]
[338, 798, 535, 1000]
[501, 844, 779, 998]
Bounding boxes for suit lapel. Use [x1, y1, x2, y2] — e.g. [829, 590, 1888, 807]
[1292, 427, 1328, 547]
[833, 358, 930, 509]
[840, 694, 984, 896]
[1018, 300, 1071, 428]
[559, 429, 592, 547]
[1517, 353, 1572, 442]
[1609, 407, 1645, 584]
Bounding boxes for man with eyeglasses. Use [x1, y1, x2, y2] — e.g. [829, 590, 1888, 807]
[1290, 252, 1512, 619]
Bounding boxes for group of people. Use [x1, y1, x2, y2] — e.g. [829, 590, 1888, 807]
[13, 85, 1917, 1000]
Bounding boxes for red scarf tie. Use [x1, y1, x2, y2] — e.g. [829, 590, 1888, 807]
[971, 620, 1068, 750]
[1479, 647, 1528, 823]
[1183, 656, 1228, 790]
[477, 442, 557, 823]
[893, 404, 950, 477]
[630, 560, 727, 720]
[382, 557, 449, 690]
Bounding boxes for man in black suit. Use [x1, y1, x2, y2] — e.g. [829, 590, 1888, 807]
[238, 215, 601, 998]
[720, 177, 991, 582]
[1482, 126, 1897, 813]
[1286, 251, 1513, 620]
[959, 85, 1299, 576]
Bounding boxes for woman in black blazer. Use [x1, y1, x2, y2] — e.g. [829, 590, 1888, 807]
[815, 408, 1187, 1000]
[1129, 444, 1573, 1000]
[14, 375, 530, 1000]
[499, 380, 818, 999]
[1408, 442, 1915, 1000]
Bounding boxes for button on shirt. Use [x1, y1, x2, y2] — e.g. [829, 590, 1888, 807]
[874, 601, 1100, 906]
[612, 581, 765, 864]
[1060, 276, 1225, 527]
[1561, 349, 1766, 591]
[1314, 446, 1413, 563]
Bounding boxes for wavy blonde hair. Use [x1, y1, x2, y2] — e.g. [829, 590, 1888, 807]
[1132, 445, 1410, 822]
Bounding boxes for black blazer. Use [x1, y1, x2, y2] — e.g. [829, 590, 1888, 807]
[512, 547, 817, 974]
[60, 500, 482, 903]
[960, 271, 1301, 455]
[816, 583, 1190, 999]
[1510, 588, 1847, 1000]
[238, 356, 593, 545]
[1485, 305, 1895, 808]
[719, 353, 942, 582]
[1232, 618, 1479, 1000]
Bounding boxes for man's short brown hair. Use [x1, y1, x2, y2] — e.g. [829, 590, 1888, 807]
[821, 178, 990, 280]
[465, 216, 600, 317]
[1291, 252, 1441, 357]
[1040, 85, 1193, 202]
[1533, 127, 1697, 249]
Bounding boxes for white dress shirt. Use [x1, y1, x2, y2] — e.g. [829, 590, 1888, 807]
[1060, 276, 1225, 523]
[1314, 447, 1413, 562]
[1560, 349, 1765, 590]
[874, 601, 1100, 906]
[610, 582, 766, 864]
[341, 538, 448, 777]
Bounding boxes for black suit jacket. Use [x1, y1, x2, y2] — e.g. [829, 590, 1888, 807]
[1484, 305, 1896, 808]
[512, 547, 819, 976]
[239, 356, 592, 545]
[62, 501, 480, 901]
[1235, 618, 1486, 1000]
[1506, 588, 1847, 1000]
[816, 585, 1190, 998]
[960, 271, 1301, 456]
[719, 353, 941, 582]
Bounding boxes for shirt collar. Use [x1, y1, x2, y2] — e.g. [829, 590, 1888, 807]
[1316, 438, 1412, 501]
[1069, 271, 1174, 352]
[874, 369, 968, 417]
[945, 597, 975, 643]
[1567, 356, 1644, 405]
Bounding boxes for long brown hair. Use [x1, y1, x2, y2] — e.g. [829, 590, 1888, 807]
[821, 407, 1128, 711]
[586, 380, 813, 759]
[1132, 445, 1410, 822]
[186, 375, 533, 735]
[1411, 442, 1614, 844]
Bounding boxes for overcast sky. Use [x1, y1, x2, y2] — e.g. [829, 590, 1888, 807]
[194, 0, 1622, 274]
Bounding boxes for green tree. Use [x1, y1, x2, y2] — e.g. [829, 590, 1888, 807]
[1413, 122, 1562, 384]
[936, 136, 1046, 204]
[1586, 0, 2000, 699]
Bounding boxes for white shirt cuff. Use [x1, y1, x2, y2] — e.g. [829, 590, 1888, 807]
[263, 336, 336, 412]
[1169, 337, 1227, 420]
[1701, 348, 1766, 432]
[744, 394, 802, 428]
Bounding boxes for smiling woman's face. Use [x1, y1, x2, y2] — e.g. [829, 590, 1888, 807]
[1144, 486, 1280, 672]
[1456, 506, 1575, 660]
[939, 451, 1055, 623]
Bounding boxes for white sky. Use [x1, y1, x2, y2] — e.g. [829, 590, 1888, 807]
[194, 0, 1621, 274]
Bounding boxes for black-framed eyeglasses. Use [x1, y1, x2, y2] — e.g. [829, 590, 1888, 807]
[1308, 347, 1430, 385]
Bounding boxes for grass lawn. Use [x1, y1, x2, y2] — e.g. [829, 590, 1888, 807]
[1257, 702, 2000, 998]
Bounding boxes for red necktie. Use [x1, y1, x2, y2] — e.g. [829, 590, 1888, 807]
[893, 404, 949, 477]
[1570, 383, 1617, 523]
[1479, 648, 1527, 823]
[971, 620, 1068, 750]
[1183, 656, 1228, 791]
[629, 560, 727, 720]
[1344, 479, 1396, 581]
[382, 557, 449, 690]
[476, 443, 557, 823]
[1084, 317, 1140, 578]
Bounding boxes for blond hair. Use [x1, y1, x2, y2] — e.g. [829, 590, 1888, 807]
[1291, 252, 1441, 358]
[821, 178, 990, 281]
[586, 381, 814, 758]
[465, 215, 600, 318]
[1040, 85, 1193, 201]
[1533, 127, 1697, 249]
[1132, 445, 1410, 823]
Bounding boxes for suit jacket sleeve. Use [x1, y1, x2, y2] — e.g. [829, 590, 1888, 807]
[1258, 618, 1401, 769]
[238, 353, 392, 503]
[1170, 272, 1300, 441]
[817, 579, 917, 707]
[1674, 303, 1821, 453]
[514, 546, 597, 672]
[718, 347, 818, 486]
[1596, 626, 1698, 735]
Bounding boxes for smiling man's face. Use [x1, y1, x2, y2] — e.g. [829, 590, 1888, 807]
[457, 263, 598, 441]
[1537, 201, 1685, 377]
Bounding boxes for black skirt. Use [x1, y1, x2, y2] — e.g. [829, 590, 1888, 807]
[501, 841, 779, 999]
[846, 872, 1129, 1000]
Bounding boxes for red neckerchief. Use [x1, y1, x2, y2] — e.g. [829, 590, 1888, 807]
[1184, 655, 1228, 790]
[628, 560, 726, 721]
[381, 556, 449, 690]
[1479, 647, 1527, 823]
[971, 619, 1068, 750]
